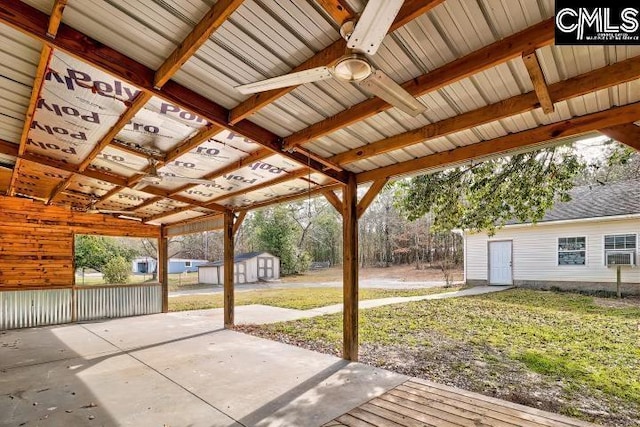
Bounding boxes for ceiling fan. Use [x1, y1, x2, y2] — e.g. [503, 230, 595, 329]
[85, 199, 140, 216]
[235, 0, 426, 117]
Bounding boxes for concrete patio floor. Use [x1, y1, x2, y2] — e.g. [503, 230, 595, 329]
[0, 311, 407, 427]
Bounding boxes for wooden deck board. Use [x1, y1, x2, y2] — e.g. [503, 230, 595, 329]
[328, 379, 600, 427]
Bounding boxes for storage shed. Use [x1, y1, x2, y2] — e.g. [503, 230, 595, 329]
[198, 252, 280, 285]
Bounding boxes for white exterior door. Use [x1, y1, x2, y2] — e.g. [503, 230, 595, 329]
[489, 241, 512, 285]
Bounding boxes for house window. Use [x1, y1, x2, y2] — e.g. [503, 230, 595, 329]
[185, 261, 192, 267]
[604, 234, 637, 251]
[558, 237, 586, 265]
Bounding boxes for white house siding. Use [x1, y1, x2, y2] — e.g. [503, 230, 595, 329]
[465, 217, 640, 294]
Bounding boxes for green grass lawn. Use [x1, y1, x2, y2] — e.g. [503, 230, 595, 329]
[168, 286, 461, 312]
[236, 289, 640, 426]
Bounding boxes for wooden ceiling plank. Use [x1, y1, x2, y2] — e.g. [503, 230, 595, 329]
[228, 0, 444, 124]
[356, 178, 388, 219]
[322, 189, 343, 214]
[154, 0, 244, 88]
[330, 55, 640, 166]
[522, 50, 554, 114]
[600, 123, 640, 151]
[282, 18, 555, 149]
[356, 102, 640, 184]
[0, 0, 345, 183]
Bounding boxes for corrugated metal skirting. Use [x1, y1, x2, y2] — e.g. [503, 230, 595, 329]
[75, 285, 162, 321]
[0, 289, 72, 330]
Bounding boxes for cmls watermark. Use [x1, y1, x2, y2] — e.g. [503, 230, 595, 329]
[555, 1, 640, 45]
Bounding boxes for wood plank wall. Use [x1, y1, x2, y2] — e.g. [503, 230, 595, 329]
[0, 196, 160, 288]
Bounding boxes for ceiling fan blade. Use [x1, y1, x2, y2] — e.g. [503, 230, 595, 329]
[97, 156, 145, 174]
[161, 175, 216, 186]
[359, 69, 426, 117]
[347, 0, 404, 55]
[235, 67, 333, 94]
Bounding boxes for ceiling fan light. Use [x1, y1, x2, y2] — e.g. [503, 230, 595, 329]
[333, 54, 372, 82]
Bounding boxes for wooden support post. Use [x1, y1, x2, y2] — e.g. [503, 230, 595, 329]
[616, 266, 622, 299]
[323, 190, 343, 214]
[158, 230, 169, 313]
[224, 211, 234, 328]
[342, 173, 358, 361]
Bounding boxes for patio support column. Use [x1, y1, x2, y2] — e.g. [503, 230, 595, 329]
[223, 211, 234, 328]
[343, 173, 359, 361]
[159, 228, 169, 313]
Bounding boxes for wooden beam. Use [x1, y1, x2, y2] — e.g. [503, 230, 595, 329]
[145, 205, 209, 223]
[10, 0, 67, 196]
[154, 0, 244, 88]
[158, 231, 169, 313]
[8, 47, 52, 196]
[223, 211, 234, 327]
[46, 0, 67, 38]
[357, 101, 640, 184]
[129, 196, 163, 211]
[228, 0, 444, 124]
[97, 186, 124, 203]
[0, 0, 347, 184]
[322, 189, 343, 214]
[164, 125, 224, 163]
[356, 178, 388, 219]
[206, 168, 310, 205]
[167, 148, 271, 197]
[342, 173, 358, 361]
[282, 18, 555, 149]
[315, 0, 355, 25]
[522, 50, 554, 114]
[78, 93, 152, 172]
[236, 183, 342, 211]
[47, 174, 74, 204]
[329, 55, 640, 166]
[109, 140, 164, 161]
[232, 211, 246, 236]
[600, 124, 640, 151]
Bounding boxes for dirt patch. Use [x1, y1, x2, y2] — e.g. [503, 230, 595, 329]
[282, 264, 463, 284]
[594, 296, 640, 309]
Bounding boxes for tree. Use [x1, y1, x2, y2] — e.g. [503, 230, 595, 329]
[577, 141, 640, 185]
[74, 235, 138, 275]
[249, 205, 310, 275]
[102, 256, 131, 284]
[395, 147, 584, 235]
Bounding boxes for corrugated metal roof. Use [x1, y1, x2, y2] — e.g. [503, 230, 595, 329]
[0, 0, 639, 224]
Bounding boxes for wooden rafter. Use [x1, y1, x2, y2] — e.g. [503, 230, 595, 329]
[144, 205, 199, 223]
[282, 18, 555, 149]
[356, 178, 388, 219]
[356, 102, 640, 184]
[236, 183, 343, 211]
[13, 0, 68, 198]
[600, 124, 640, 151]
[232, 211, 246, 235]
[228, 0, 444, 125]
[166, 148, 271, 197]
[0, 0, 347, 183]
[206, 168, 311, 206]
[154, 0, 244, 88]
[96, 186, 124, 203]
[322, 189, 342, 214]
[522, 50, 554, 114]
[328, 55, 640, 166]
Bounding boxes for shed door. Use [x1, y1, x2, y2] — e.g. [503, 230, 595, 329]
[235, 263, 245, 284]
[489, 241, 512, 285]
[258, 257, 274, 279]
